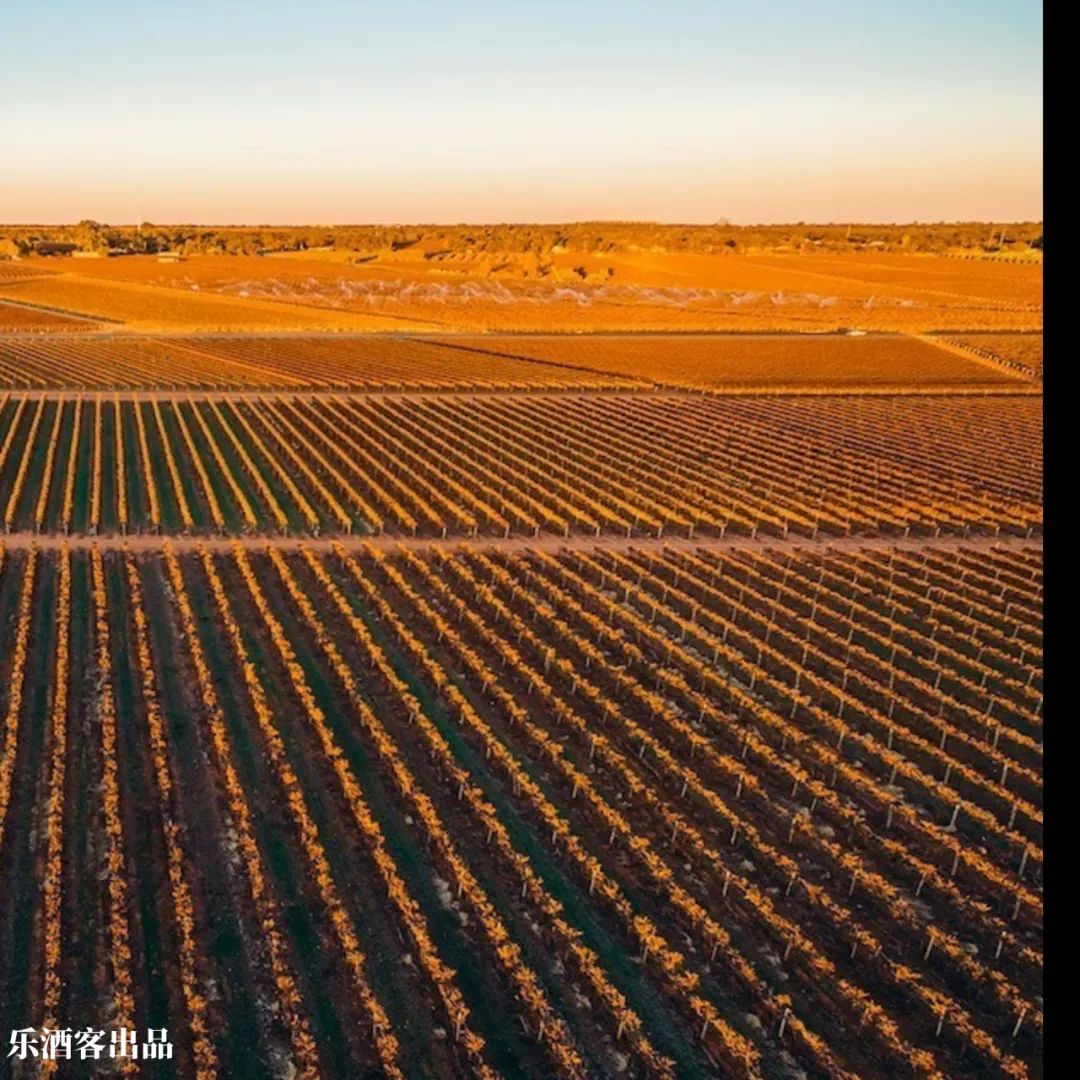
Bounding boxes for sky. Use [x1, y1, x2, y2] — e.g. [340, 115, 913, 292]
[0, 1, 1042, 225]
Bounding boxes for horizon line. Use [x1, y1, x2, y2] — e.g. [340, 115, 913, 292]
[1, 218, 1045, 230]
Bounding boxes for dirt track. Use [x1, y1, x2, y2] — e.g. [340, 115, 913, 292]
[1, 385, 1042, 401]
[0, 528, 1042, 556]
[0, 387, 663, 402]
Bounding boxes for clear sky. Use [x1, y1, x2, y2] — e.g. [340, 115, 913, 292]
[1, 1, 1042, 224]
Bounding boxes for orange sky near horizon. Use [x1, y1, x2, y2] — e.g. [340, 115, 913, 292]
[1, 2, 1042, 226]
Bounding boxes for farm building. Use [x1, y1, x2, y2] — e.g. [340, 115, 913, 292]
[34, 241, 78, 256]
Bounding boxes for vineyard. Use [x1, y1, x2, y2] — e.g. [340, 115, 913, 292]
[0, 333, 1044, 392]
[431, 334, 1037, 392]
[0, 393, 1042, 538]
[0, 302, 100, 334]
[943, 335, 1044, 380]
[0, 264, 53, 283]
[0, 539, 1043, 1078]
[0, 322, 1043, 1079]
[0, 336, 642, 391]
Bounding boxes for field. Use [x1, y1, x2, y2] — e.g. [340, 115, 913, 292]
[0, 293, 1043, 1079]
[0, 263, 52, 283]
[0, 337, 643, 391]
[0, 539, 1044, 1079]
[0, 332, 1043, 393]
[0, 301, 100, 334]
[433, 334, 1037, 392]
[945, 335, 1044, 379]
[0, 276, 433, 334]
[0, 247, 1043, 333]
[0, 393, 1042, 538]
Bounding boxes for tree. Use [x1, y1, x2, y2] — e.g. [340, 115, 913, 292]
[73, 219, 108, 253]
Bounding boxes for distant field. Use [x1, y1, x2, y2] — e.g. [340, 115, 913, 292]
[7, 249, 1043, 333]
[0, 332, 1042, 392]
[0, 262, 52, 282]
[947, 333, 1043, 377]
[0, 300, 99, 333]
[0, 274, 433, 333]
[436, 333, 1033, 391]
[734, 252, 1042, 310]
[0, 335, 643, 390]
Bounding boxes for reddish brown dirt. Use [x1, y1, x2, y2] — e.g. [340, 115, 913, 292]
[0, 530, 1042, 555]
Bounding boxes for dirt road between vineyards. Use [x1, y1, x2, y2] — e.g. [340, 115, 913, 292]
[0, 384, 1042, 402]
[0, 387, 662, 402]
[0, 529, 1042, 557]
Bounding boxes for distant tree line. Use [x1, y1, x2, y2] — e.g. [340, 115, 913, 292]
[0, 220, 1045, 259]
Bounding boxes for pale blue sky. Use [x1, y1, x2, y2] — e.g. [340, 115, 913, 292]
[0, 1, 1042, 223]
